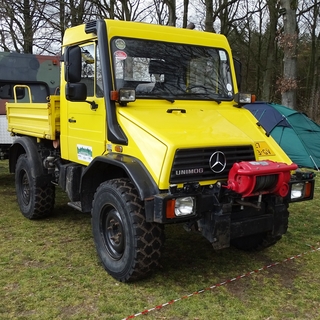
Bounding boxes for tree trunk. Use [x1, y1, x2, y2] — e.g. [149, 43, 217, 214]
[110, 0, 115, 19]
[182, 0, 189, 28]
[261, 0, 279, 102]
[306, 2, 319, 119]
[204, 0, 214, 32]
[279, 0, 298, 109]
[120, 0, 131, 21]
[219, 0, 229, 35]
[23, 0, 33, 53]
[165, 0, 176, 26]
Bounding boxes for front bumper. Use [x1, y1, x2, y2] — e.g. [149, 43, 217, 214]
[144, 166, 315, 224]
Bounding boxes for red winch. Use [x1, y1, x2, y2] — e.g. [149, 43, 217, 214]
[226, 160, 298, 198]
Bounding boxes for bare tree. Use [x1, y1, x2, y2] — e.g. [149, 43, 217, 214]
[278, 0, 298, 109]
[141, 0, 178, 25]
[182, 0, 189, 28]
[261, 0, 280, 102]
[0, 0, 319, 118]
[164, 0, 176, 25]
[204, 0, 214, 32]
[299, 0, 320, 118]
[203, 0, 243, 34]
[0, 0, 47, 53]
[149, 0, 168, 24]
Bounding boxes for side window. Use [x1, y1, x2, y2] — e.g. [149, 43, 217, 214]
[80, 44, 95, 97]
[80, 43, 104, 97]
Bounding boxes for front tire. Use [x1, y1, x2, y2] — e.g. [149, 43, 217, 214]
[15, 154, 55, 219]
[91, 178, 164, 282]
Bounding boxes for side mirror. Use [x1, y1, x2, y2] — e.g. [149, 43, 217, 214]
[66, 82, 97, 110]
[65, 83, 87, 101]
[233, 58, 242, 91]
[64, 46, 82, 83]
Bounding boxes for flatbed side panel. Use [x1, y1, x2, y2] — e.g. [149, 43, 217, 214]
[6, 95, 60, 140]
[51, 95, 60, 135]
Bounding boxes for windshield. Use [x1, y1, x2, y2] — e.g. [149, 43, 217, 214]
[111, 37, 234, 101]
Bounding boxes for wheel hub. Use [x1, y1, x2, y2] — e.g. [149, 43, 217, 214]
[102, 207, 125, 260]
[108, 218, 122, 245]
[21, 171, 30, 205]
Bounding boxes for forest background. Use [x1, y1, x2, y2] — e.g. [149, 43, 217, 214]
[1, 0, 320, 119]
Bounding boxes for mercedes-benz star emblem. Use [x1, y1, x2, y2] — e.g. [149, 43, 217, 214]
[209, 151, 227, 173]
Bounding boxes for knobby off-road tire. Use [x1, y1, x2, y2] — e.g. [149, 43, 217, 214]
[91, 178, 164, 282]
[15, 154, 55, 219]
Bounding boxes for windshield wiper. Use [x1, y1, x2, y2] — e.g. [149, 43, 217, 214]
[208, 97, 222, 104]
[154, 95, 175, 103]
[135, 94, 175, 103]
[181, 92, 222, 104]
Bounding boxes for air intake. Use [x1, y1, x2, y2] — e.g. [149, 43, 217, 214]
[85, 21, 97, 34]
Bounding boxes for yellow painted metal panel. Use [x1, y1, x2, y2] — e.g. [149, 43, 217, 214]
[105, 19, 229, 47]
[6, 95, 60, 140]
[117, 99, 292, 189]
[60, 96, 106, 164]
[62, 24, 96, 47]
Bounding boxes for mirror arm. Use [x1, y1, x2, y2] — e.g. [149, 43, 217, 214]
[85, 100, 98, 110]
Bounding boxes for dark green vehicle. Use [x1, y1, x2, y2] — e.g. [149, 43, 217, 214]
[0, 51, 60, 159]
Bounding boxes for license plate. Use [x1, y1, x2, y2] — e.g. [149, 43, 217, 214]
[255, 141, 275, 156]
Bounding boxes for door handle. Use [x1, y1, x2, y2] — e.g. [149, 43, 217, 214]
[68, 118, 76, 123]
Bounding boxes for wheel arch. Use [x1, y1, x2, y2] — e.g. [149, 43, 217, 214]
[9, 136, 44, 176]
[80, 153, 159, 212]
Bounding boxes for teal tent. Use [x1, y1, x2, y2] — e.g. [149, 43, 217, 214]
[244, 102, 320, 170]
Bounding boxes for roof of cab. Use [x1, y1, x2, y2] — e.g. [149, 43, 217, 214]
[63, 19, 230, 51]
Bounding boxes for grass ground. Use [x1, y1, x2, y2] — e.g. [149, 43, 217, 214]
[1, 159, 320, 320]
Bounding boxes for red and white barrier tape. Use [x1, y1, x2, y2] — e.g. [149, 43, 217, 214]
[122, 245, 320, 320]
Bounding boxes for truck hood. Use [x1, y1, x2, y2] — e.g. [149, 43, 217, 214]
[118, 101, 271, 147]
[117, 101, 291, 188]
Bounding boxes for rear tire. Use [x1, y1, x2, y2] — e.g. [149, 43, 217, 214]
[92, 178, 164, 282]
[15, 154, 55, 219]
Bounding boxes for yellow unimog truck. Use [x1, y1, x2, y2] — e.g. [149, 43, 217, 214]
[6, 19, 315, 282]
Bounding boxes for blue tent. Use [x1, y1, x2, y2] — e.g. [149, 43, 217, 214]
[244, 102, 320, 170]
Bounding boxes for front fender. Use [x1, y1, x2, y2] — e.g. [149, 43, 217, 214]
[80, 153, 159, 212]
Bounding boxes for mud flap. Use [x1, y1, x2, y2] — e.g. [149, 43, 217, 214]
[211, 211, 231, 250]
[198, 209, 231, 250]
[272, 203, 289, 237]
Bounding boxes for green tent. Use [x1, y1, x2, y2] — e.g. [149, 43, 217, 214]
[245, 102, 320, 170]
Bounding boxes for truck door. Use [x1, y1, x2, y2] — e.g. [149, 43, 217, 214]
[65, 43, 106, 164]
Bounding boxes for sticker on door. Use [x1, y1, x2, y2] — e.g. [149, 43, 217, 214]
[77, 144, 93, 162]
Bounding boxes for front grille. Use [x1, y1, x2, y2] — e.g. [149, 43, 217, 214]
[170, 146, 255, 184]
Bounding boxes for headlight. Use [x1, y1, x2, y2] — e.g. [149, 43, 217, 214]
[291, 182, 305, 200]
[234, 92, 255, 104]
[288, 180, 314, 202]
[174, 197, 195, 216]
[119, 88, 135, 103]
